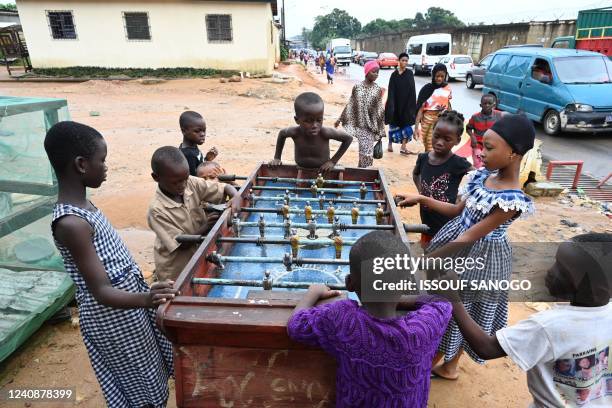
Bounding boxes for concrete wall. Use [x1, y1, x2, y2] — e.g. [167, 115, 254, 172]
[16, 0, 278, 73]
[353, 20, 576, 62]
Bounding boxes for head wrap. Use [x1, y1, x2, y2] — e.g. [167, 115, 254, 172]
[364, 60, 379, 77]
[490, 113, 535, 155]
[431, 63, 448, 84]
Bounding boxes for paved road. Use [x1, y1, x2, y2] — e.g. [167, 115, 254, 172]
[340, 63, 612, 179]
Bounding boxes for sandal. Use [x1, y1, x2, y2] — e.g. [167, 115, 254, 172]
[400, 150, 415, 156]
[387, 146, 394, 152]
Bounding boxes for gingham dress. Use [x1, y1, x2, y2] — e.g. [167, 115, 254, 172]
[425, 169, 534, 364]
[52, 203, 174, 408]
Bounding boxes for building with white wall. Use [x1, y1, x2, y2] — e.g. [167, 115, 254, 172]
[16, 0, 280, 73]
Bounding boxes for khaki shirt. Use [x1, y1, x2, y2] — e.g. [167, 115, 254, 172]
[147, 176, 226, 281]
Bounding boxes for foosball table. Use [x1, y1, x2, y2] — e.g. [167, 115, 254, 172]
[157, 164, 421, 407]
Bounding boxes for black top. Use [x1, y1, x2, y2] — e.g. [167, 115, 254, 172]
[384, 69, 417, 127]
[179, 145, 203, 176]
[413, 153, 471, 236]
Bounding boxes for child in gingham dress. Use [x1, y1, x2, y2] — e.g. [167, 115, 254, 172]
[425, 169, 533, 365]
[396, 113, 536, 380]
[45, 121, 177, 408]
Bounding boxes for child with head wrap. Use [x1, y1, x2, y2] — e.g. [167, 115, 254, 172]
[335, 61, 386, 167]
[396, 114, 537, 380]
[414, 63, 452, 152]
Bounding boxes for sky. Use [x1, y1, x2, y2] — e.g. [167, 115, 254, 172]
[281, 0, 612, 37]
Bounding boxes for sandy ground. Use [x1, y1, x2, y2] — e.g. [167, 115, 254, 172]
[1, 63, 610, 407]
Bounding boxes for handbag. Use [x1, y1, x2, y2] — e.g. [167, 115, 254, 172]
[373, 139, 383, 160]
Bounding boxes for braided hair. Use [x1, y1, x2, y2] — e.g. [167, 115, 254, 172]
[435, 110, 465, 139]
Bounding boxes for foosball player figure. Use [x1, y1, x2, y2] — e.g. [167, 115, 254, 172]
[331, 216, 340, 237]
[307, 220, 317, 239]
[258, 214, 266, 238]
[304, 201, 313, 222]
[232, 214, 241, 237]
[283, 252, 293, 271]
[351, 202, 360, 225]
[262, 271, 272, 290]
[359, 183, 368, 200]
[316, 173, 325, 188]
[290, 229, 300, 258]
[283, 218, 292, 238]
[281, 200, 290, 219]
[333, 235, 343, 259]
[318, 193, 325, 210]
[327, 202, 335, 223]
[310, 183, 318, 198]
[284, 190, 291, 206]
[375, 203, 384, 225]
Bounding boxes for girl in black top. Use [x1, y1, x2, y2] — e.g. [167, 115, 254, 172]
[405, 111, 472, 248]
[384, 52, 417, 155]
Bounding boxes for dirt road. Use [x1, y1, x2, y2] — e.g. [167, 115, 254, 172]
[0, 63, 609, 407]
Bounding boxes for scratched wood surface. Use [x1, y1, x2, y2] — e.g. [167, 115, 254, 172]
[175, 345, 336, 408]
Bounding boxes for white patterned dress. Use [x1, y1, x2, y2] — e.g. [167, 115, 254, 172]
[52, 203, 174, 408]
[425, 169, 534, 364]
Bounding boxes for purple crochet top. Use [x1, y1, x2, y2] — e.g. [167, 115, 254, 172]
[287, 296, 451, 408]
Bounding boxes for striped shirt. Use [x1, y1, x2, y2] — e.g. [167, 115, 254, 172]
[466, 110, 504, 146]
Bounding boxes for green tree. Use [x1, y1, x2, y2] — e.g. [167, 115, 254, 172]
[310, 8, 362, 50]
[423, 7, 464, 29]
[0, 3, 17, 11]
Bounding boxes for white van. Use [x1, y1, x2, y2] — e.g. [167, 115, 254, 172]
[406, 33, 452, 75]
[326, 38, 352, 66]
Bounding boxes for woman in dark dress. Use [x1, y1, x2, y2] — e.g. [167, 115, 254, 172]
[385, 52, 417, 155]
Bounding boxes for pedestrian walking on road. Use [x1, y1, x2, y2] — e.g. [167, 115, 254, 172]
[318, 53, 326, 74]
[325, 55, 336, 84]
[415, 63, 452, 152]
[385, 52, 417, 155]
[335, 61, 386, 168]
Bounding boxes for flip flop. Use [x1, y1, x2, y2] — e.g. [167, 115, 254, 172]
[431, 366, 459, 380]
[400, 150, 415, 156]
[387, 147, 393, 152]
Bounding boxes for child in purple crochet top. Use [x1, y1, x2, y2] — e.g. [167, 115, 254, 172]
[287, 231, 452, 408]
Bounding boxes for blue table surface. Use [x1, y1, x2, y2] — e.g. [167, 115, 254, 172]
[208, 181, 382, 300]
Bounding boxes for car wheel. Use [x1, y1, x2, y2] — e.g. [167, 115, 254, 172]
[543, 110, 561, 135]
[466, 75, 475, 89]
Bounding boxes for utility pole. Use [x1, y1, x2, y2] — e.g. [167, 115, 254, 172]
[281, 0, 286, 43]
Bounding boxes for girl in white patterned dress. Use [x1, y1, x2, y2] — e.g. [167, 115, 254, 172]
[45, 121, 177, 407]
[396, 114, 536, 380]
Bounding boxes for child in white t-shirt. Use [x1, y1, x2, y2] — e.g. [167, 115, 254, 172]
[443, 233, 612, 408]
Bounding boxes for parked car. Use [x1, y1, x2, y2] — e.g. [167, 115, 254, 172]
[358, 52, 378, 66]
[377, 53, 399, 69]
[438, 55, 473, 80]
[406, 33, 452, 74]
[483, 47, 612, 135]
[465, 53, 494, 89]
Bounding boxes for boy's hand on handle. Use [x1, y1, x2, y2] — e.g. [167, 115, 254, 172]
[229, 195, 242, 215]
[397, 193, 422, 208]
[308, 283, 341, 300]
[148, 280, 178, 307]
[268, 158, 282, 167]
[319, 160, 336, 175]
[205, 146, 218, 161]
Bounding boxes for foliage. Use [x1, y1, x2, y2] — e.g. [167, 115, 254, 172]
[280, 44, 289, 61]
[32, 67, 239, 78]
[359, 7, 464, 36]
[0, 3, 17, 12]
[310, 8, 362, 50]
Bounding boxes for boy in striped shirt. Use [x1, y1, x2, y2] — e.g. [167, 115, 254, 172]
[466, 94, 503, 168]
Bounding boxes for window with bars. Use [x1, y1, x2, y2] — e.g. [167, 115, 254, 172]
[47, 11, 77, 40]
[206, 14, 232, 43]
[123, 12, 151, 41]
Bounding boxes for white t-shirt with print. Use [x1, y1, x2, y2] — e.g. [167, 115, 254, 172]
[497, 302, 612, 408]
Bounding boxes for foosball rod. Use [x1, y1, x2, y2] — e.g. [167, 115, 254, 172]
[256, 176, 378, 186]
[251, 186, 381, 194]
[192, 277, 346, 290]
[241, 207, 389, 217]
[237, 221, 394, 230]
[208, 254, 349, 265]
[252, 196, 386, 205]
[175, 224, 428, 244]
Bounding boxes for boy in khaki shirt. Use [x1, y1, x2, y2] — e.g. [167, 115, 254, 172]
[147, 146, 240, 281]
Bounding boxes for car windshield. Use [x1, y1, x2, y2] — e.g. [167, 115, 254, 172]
[553, 56, 612, 84]
[334, 46, 351, 54]
[454, 57, 472, 64]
